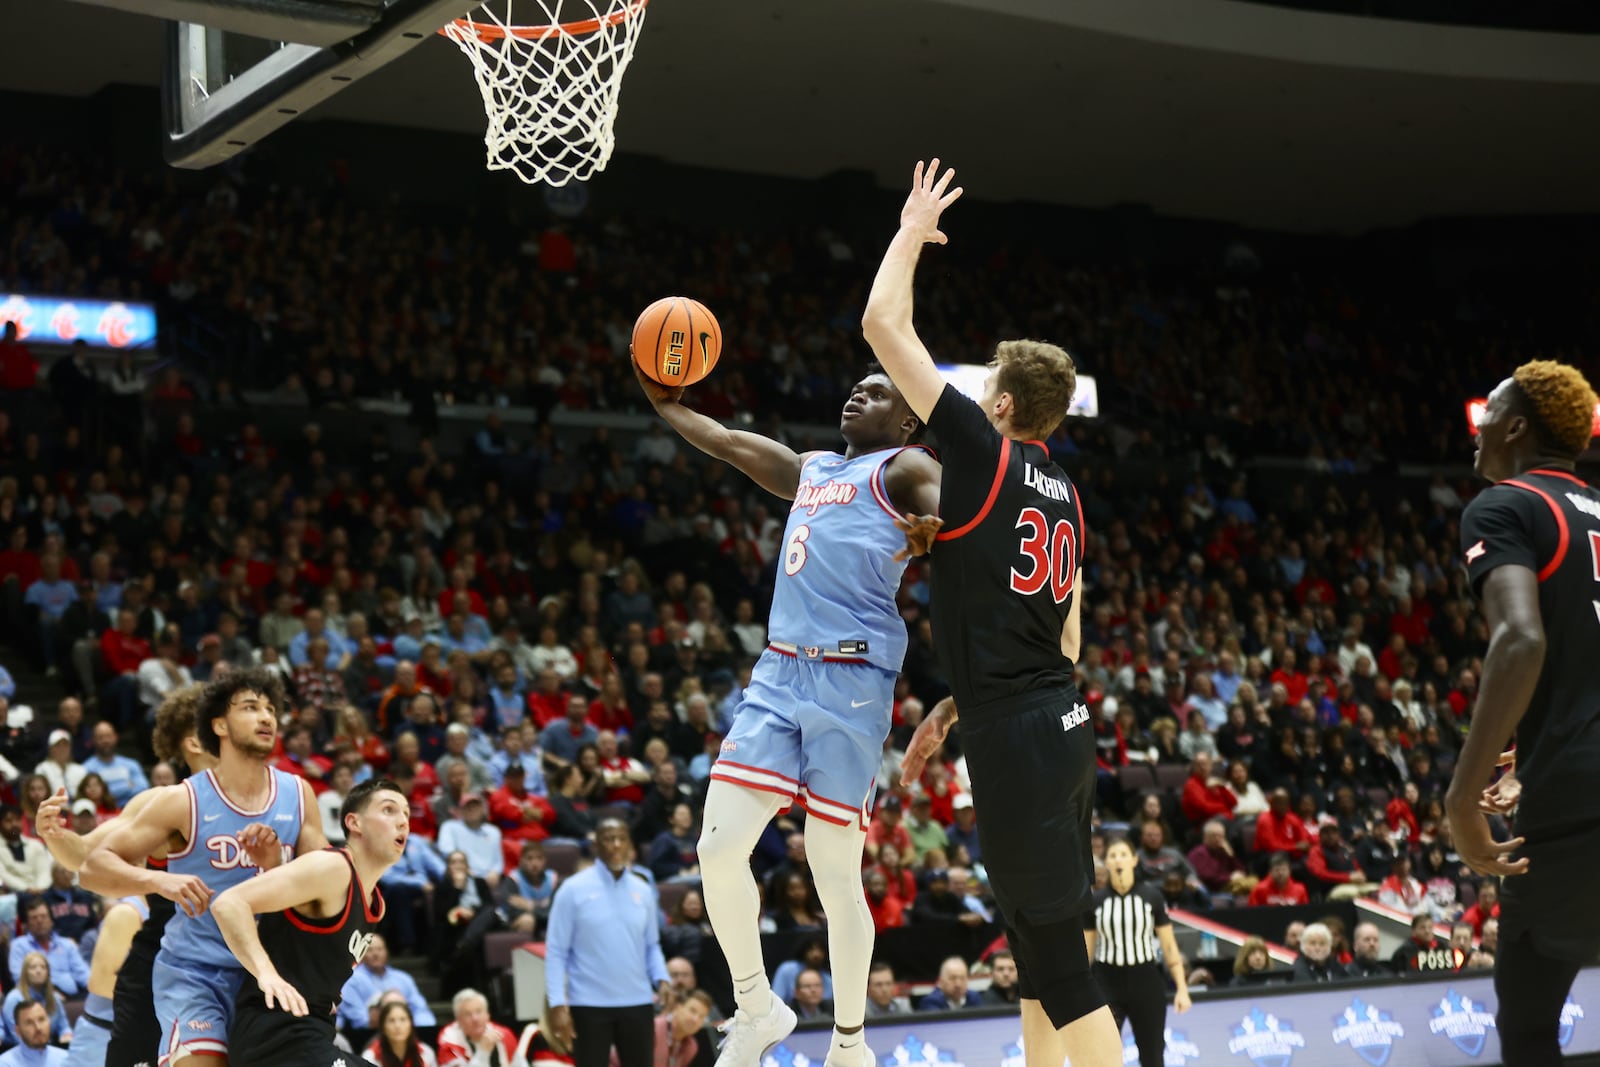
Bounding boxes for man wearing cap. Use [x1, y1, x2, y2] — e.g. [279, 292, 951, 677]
[865, 796, 912, 863]
[69, 798, 99, 838]
[437, 792, 505, 887]
[903, 795, 949, 863]
[1306, 821, 1374, 901]
[946, 794, 980, 863]
[32, 732, 84, 799]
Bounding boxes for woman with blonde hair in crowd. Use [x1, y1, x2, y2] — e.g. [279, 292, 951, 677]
[2, 951, 71, 1045]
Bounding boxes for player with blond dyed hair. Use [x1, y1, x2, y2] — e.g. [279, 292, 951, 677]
[1448, 359, 1600, 1066]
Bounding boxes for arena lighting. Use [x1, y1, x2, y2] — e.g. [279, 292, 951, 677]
[1464, 398, 1600, 437]
[937, 364, 1100, 419]
[0, 294, 158, 350]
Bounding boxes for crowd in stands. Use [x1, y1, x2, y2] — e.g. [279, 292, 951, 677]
[0, 137, 1580, 1061]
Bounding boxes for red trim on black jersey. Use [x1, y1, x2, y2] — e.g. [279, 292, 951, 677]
[283, 851, 356, 936]
[1073, 480, 1086, 566]
[1529, 468, 1588, 487]
[1023, 439, 1048, 450]
[1503, 478, 1570, 582]
[936, 437, 1011, 542]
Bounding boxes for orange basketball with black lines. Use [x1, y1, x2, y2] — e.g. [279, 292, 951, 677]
[631, 296, 722, 388]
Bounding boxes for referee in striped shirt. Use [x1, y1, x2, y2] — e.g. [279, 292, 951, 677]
[1083, 838, 1191, 1067]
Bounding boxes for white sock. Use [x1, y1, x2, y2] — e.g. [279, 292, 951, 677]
[805, 815, 875, 1034]
[733, 969, 775, 1018]
[698, 780, 785, 1019]
[827, 1027, 867, 1066]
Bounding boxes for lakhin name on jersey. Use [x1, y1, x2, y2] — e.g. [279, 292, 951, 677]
[1024, 464, 1072, 502]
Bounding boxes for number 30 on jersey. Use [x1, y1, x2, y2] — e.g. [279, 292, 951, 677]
[1010, 507, 1077, 603]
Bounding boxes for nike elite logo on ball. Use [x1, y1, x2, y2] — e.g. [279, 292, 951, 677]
[698, 331, 712, 371]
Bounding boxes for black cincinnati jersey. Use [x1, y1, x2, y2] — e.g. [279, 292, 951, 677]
[1462, 467, 1600, 837]
[927, 383, 1083, 712]
[232, 848, 384, 1067]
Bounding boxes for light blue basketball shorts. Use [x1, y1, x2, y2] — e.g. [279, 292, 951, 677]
[710, 646, 895, 827]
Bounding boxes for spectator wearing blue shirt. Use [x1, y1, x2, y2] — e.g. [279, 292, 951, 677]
[0, 953, 72, 1048]
[539, 696, 598, 764]
[1211, 652, 1243, 706]
[946, 794, 981, 864]
[494, 840, 557, 934]
[287, 608, 354, 669]
[79, 723, 149, 807]
[379, 834, 447, 955]
[22, 555, 75, 672]
[0, 665, 13, 702]
[0, 1000, 68, 1067]
[436, 795, 504, 885]
[487, 664, 526, 732]
[916, 957, 983, 1011]
[9, 899, 89, 997]
[336, 935, 436, 1032]
[439, 612, 488, 658]
[772, 939, 834, 1007]
[40, 865, 96, 943]
[487, 729, 544, 794]
[544, 819, 671, 1065]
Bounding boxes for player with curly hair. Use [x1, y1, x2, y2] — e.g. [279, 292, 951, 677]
[1448, 359, 1600, 1066]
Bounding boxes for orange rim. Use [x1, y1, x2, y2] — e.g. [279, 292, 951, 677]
[440, 0, 647, 41]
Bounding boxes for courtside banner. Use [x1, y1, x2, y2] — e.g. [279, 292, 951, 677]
[772, 967, 1600, 1066]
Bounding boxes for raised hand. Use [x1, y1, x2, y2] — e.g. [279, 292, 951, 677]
[893, 512, 943, 561]
[35, 788, 70, 841]
[900, 159, 964, 246]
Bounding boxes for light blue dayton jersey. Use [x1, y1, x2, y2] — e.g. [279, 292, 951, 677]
[159, 767, 302, 968]
[768, 447, 928, 674]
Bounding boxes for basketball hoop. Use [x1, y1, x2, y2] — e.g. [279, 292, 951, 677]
[441, 0, 649, 187]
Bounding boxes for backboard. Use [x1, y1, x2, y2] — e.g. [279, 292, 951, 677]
[75, 0, 479, 168]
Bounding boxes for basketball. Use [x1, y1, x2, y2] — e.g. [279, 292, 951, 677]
[631, 296, 722, 388]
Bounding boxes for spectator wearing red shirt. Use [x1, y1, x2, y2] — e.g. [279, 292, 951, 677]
[1253, 788, 1313, 858]
[871, 843, 917, 908]
[99, 608, 151, 729]
[488, 764, 556, 868]
[1180, 752, 1237, 825]
[275, 722, 334, 794]
[527, 669, 569, 729]
[1460, 881, 1500, 936]
[864, 868, 905, 933]
[438, 567, 487, 619]
[587, 675, 634, 736]
[1305, 823, 1374, 900]
[595, 730, 649, 805]
[0, 322, 38, 394]
[1386, 784, 1421, 842]
[1269, 649, 1309, 705]
[1247, 853, 1310, 907]
[0, 528, 39, 589]
[864, 795, 912, 862]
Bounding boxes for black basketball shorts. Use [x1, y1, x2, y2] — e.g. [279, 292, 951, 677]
[960, 687, 1097, 927]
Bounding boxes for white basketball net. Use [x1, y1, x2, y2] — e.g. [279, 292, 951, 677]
[442, 0, 649, 186]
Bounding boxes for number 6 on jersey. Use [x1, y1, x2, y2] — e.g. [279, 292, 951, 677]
[1010, 506, 1077, 602]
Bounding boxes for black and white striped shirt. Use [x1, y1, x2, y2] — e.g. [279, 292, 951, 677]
[1084, 882, 1169, 967]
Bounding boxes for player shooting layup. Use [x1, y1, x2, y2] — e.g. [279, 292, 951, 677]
[1446, 360, 1600, 1066]
[864, 160, 1123, 1067]
[634, 361, 939, 1067]
[81, 669, 328, 1067]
